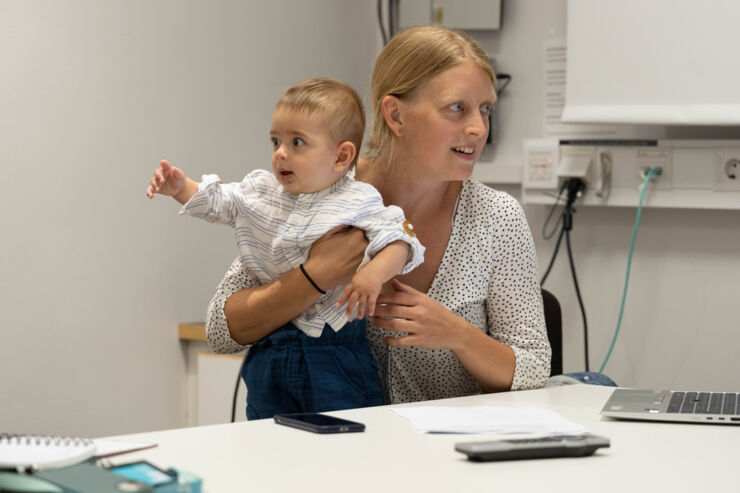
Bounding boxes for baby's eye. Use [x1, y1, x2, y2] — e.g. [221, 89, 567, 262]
[270, 137, 280, 149]
[449, 103, 464, 112]
[293, 137, 305, 147]
[480, 103, 494, 115]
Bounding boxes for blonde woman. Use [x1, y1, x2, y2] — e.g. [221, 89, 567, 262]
[207, 26, 551, 410]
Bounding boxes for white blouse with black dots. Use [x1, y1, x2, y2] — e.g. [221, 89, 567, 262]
[205, 179, 551, 403]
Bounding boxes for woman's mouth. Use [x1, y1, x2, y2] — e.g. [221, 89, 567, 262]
[452, 146, 476, 159]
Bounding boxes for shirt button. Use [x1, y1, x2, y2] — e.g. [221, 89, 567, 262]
[288, 227, 295, 234]
[300, 201, 307, 207]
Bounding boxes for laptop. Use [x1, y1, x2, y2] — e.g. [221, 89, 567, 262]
[601, 388, 740, 425]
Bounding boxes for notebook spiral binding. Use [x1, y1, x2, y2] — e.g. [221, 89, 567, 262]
[0, 433, 94, 447]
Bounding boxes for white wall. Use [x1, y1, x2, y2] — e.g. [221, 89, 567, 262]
[0, 0, 376, 437]
[477, 0, 740, 392]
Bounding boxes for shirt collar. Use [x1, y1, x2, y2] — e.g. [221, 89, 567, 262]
[294, 175, 350, 203]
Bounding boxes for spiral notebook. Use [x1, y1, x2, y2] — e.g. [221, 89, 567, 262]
[0, 434, 96, 470]
[0, 433, 156, 471]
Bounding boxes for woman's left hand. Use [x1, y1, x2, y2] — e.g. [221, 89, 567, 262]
[371, 279, 465, 350]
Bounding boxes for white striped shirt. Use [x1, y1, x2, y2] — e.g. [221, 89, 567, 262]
[181, 169, 425, 337]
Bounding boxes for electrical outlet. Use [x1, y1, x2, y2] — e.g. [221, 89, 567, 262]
[635, 148, 672, 190]
[714, 149, 740, 191]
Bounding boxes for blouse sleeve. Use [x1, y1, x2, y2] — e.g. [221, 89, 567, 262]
[486, 194, 551, 390]
[205, 256, 260, 354]
[352, 192, 425, 275]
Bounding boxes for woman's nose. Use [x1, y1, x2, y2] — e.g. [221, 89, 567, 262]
[465, 112, 487, 136]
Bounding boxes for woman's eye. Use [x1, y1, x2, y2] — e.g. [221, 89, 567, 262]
[293, 137, 305, 147]
[481, 103, 493, 114]
[270, 137, 280, 148]
[449, 103, 464, 112]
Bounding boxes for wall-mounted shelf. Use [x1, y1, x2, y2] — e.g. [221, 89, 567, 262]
[179, 323, 206, 341]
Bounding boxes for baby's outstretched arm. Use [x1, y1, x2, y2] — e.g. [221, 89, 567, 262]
[337, 240, 411, 319]
[146, 159, 199, 204]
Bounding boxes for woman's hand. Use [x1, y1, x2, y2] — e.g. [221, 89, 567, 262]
[371, 279, 465, 350]
[373, 278, 516, 392]
[304, 226, 368, 291]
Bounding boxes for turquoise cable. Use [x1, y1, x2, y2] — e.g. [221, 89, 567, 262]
[599, 167, 660, 373]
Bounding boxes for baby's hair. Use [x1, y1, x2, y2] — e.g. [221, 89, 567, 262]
[276, 77, 365, 166]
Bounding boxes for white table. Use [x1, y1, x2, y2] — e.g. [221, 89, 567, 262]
[108, 385, 738, 492]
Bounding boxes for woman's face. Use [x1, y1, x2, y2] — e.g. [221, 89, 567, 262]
[395, 61, 496, 181]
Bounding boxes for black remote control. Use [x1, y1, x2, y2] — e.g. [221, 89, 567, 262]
[455, 434, 610, 462]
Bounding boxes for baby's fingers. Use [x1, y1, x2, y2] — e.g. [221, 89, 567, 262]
[366, 294, 378, 317]
[356, 295, 368, 320]
[344, 291, 360, 317]
[336, 285, 352, 307]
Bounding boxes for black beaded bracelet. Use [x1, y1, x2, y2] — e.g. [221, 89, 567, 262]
[299, 264, 326, 294]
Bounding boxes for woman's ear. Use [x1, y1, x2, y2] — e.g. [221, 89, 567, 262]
[333, 141, 356, 171]
[381, 95, 404, 137]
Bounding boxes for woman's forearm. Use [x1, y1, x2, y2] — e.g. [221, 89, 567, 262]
[224, 226, 368, 345]
[224, 267, 322, 345]
[450, 321, 516, 393]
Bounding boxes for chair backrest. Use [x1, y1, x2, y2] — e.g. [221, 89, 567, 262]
[541, 288, 563, 377]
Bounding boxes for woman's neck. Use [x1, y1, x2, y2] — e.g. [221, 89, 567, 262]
[357, 156, 461, 220]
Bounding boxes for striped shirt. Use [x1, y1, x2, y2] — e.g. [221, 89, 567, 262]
[181, 169, 425, 337]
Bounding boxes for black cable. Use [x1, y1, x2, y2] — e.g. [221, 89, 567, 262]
[389, 0, 399, 38]
[377, 0, 388, 45]
[231, 352, 249, 423]
[540, 178, 590, 372]
[542, 181, 567, 240]
[495, 73, 512, 96]
[565, 227, 589, 372]
[540, 224, 564, 286]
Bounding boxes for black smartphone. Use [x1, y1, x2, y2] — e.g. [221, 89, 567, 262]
[274, 413, 365, 434]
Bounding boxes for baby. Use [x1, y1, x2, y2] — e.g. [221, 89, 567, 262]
[146, 77, 424, 419]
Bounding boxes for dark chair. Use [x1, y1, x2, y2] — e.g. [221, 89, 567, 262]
[541, 288, 563, 377]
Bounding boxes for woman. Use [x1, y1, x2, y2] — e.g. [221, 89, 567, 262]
[206, 25, 550, 407]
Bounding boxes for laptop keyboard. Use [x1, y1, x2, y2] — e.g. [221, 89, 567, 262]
[667, 391, 739, 414]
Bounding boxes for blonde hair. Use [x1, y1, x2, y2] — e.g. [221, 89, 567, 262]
[276, 77, 365, 166]
[366, 26, 495, 160]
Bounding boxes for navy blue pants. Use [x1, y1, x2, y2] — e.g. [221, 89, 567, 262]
[242, 319, 385, 420]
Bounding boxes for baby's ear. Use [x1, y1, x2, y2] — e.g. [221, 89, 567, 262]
[334, 141, 356, 171]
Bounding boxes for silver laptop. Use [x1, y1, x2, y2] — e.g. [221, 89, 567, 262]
[601, 389, 740, 425]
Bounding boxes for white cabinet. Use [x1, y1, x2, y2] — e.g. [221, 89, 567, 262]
[196, 352, 247, 426]
[400, 0, 502, 30]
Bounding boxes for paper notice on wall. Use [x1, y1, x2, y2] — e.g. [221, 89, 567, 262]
[543, 38, 642, 139]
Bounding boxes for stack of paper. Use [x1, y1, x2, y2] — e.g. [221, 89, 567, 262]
[391, 406, 589, 435]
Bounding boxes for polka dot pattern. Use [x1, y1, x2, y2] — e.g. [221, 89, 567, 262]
[366, 180, 551, 403]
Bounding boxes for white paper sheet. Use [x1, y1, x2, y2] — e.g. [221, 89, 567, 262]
[391, 406, 589, 435]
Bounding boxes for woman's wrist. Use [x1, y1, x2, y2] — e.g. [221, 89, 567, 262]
[447, 317, 483, 354]
[299, 264, 326, 294]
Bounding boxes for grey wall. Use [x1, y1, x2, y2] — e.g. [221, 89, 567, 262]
[0, 0, 376, 436]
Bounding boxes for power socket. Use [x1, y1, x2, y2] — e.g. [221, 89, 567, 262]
[714, 149, 740, 192]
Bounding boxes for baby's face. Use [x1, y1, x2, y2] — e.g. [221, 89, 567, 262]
[270, 107, 345, 195]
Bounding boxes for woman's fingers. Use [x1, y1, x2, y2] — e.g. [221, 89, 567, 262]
[371, 312, 413, 332]
[385, 334, 419, 347]
[372, 302, 412, 321]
